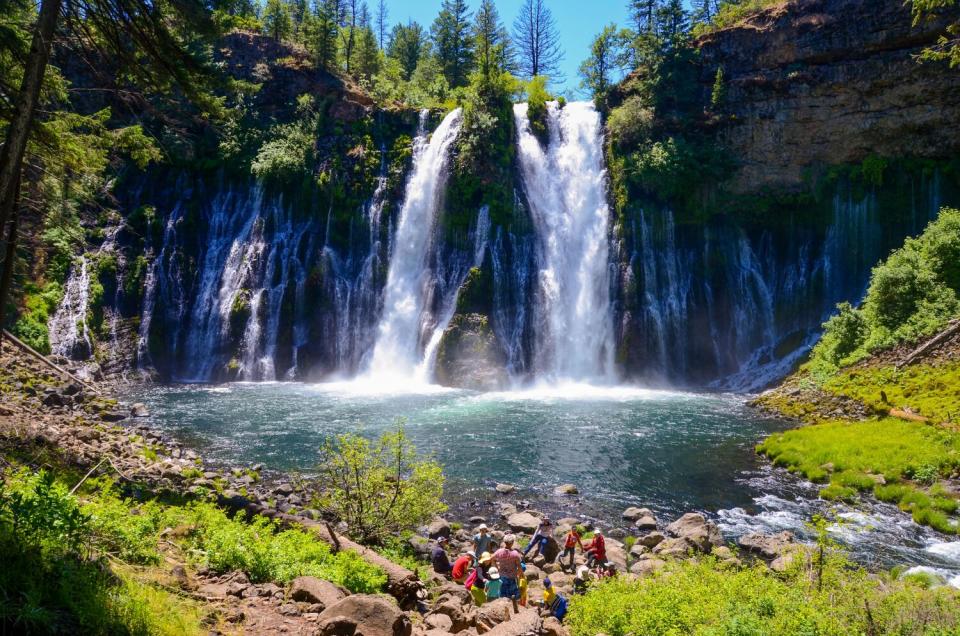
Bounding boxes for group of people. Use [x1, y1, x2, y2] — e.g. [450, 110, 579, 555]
[430, 520, 617, 622]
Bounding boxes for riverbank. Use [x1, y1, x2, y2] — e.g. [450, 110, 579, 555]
[5, 338, 960, 634]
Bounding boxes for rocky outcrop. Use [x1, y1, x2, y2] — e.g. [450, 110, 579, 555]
[316, 596, 412, 636]
[434, 313, 508, 391]
[697, 0, 960, 192]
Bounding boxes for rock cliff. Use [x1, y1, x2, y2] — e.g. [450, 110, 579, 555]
[697, 0, 960, 192]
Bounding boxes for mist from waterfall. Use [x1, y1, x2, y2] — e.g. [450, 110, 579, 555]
[366, 108, 464, 383]
[514, 101, 616, 384]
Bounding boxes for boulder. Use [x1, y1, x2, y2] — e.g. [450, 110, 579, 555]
[639, 531, 665, 548]
[316, 595, 412, 636]
[427, 518, 452, 540]
[634, 514, 658, 532]
[495, 484, 516, 495]
[506, 512, 540, 534]
[737, 531, 795, 561]
[289, 576, 347, 609]
[621, 507, 646, 521]
[130, 402, 150, 417]
[553, 484, 578, 495]
[630, 557, 667, 576]
[424, 613, 453, 632]
[665, 513, 722, 553]
[475, 599, 519, 634]
[429, 594, 473, 632]
[652, 537, 697, 558]
[541, 617, 569, 636]
[409, 535, 432, 559]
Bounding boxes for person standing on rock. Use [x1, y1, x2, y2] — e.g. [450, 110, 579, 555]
[561, 525, 585, 570]
[493, 534, 523, 611]
[522, 517, 552, 560]
[583, 529, 606, 568]
[472, 523, 495, 556]
[484, 567, 502, 600]
[431, 536, 453, 576]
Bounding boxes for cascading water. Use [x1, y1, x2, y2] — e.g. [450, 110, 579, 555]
[366, 108, 464, 382]
[48, 254, 93, 360]
[514, 101, 616, 384]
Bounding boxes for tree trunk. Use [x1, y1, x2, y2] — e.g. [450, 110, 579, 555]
[0, 177, 21, 350]
[0, 0, 62, 331]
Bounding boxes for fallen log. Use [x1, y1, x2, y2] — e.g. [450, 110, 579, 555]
[217, 494, 424, 608]
[1, 329, 100, 395]
[897, 319, 960, 369]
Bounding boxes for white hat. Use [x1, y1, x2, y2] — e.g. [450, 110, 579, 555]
[477, 523, 489, 531]
[488, 566, 500, 580]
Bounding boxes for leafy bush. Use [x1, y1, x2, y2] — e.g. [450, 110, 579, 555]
[820, 302, 869, 364]
[566, 553, 960, 635]
[607, 95, 654, 149]
[314, 420, 446, 544]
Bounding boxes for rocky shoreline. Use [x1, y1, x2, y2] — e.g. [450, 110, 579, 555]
[0, 341, 810, 635]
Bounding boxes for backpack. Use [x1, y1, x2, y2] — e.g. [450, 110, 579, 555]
[550, 593, 568, 621]
[464, 568, 478, 590]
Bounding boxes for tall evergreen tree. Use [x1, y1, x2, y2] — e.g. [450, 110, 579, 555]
[430, 0, 474, 88]
[628, 0, 659, 35]
[339, 0, 360, 74]
[388, 21, 428, 80]
[656, 0, 689, 48]
[473, 0, 512, 86]
[308, 0, 341, 71]
[375, 0, 388, 49]
[512, 0, 564, 81]
[579, 24, 631, 109]
[692, 0, 718, 25]
[263, 0, 293, 41]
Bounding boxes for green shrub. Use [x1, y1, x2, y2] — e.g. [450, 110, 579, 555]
[819, 483, 857, 502]
[607, 95, 653, 149]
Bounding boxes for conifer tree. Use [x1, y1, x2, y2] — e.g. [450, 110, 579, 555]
[431, 0, 474, 88]
[512, 0, 564, 81]
[388, 21, 429, 80]
[473, 0, 512, 87]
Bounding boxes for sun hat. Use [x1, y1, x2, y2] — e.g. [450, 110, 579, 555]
[479, 551, 493, 564]
[488, 567, 501, 580]
[477, 523, 489, 531]
[576, 566, 590, 579]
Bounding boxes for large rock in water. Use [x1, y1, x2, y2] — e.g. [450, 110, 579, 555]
[315, 595, 412, 636]
[434, 313, 508, 391]
[737, 531, 796, 560]
[665, 513, 723, 553]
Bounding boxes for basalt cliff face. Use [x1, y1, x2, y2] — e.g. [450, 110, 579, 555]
[697, 0, 960, 193]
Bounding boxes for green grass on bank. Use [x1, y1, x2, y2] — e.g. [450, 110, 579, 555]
[0, 466, 388, 634]
[821, 361, 960, 424]
[566, 554, 960, 636]
[758, 418, 960, 533]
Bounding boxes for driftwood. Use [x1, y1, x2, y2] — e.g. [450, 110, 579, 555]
[217, 494, 424, 608]
[897, 319, 960, 369]
[1, 329, 100, 394]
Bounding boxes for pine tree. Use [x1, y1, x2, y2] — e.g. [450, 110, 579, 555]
[473, 0, 511, 86]
[375, 0, 388, 49]
[263, 0, 293, 41]
[579, 24, 631, 109]
[692, 0, 718, 26]
[430, 0, 474, 88]
[656, 0, 689, 48]
[628, 0, 659, 35]
[388, 21, 428, 80]
[512, 0, 564, 81]
[340, 0, 359, 74]
[356, 24, 381, 80]
[309, 0, 341, 71]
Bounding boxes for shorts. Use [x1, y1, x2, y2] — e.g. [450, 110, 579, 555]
[499, 577, 520, 600]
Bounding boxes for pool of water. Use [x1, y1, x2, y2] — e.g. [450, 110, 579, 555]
[122, 380, 960, 586]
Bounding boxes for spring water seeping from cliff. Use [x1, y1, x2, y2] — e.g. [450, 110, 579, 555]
[514, 101, 617, 384]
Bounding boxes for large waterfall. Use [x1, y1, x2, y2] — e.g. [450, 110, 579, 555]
[514, 101, 616, 383]
[366, 108, 464, 382]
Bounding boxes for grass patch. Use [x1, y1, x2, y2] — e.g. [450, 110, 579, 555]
[566, 554, 960, 636]
[819, 483, 858, 502]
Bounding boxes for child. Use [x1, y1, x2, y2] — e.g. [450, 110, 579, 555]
[451, 551, 475, 584]
[484, 567, 502, 600]
[561, 525, 584, 570]
[464, 553, 491, 607]
[518, 562, 528, 607]
[541, 578, 568, 622]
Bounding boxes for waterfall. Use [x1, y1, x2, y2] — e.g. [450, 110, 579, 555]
[48, 254, 93, 360]
[366, 108, 463, 381]
[514, 101, 616, 383]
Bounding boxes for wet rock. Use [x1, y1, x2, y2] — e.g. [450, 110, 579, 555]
[316, 595, 412, 636]
[737, 531, 795, 561]
[553, 484, 578, 496]
[621, 507, 645, 521]
[495, 483, 516, 495]
[289, 576, 347, 609]
[130, 402, 150, 417]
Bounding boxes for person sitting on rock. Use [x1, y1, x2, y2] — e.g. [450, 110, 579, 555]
[493, 534, 523, 610]
[431, 536, 453, 576]
[583, 529, 606, 568]
[541, 578, 568, 622]
[452, 551, 475, 584]
[600, 561, 617, 578]
[573, 565, 592, 595]
[484, 566, 502, 600]
[472, 523, 495, 557]
[522, 517, 552, 559]
[561, 525, 585, 570]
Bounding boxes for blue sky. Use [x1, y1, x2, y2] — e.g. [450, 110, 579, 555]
[382, 0, 636, 95]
